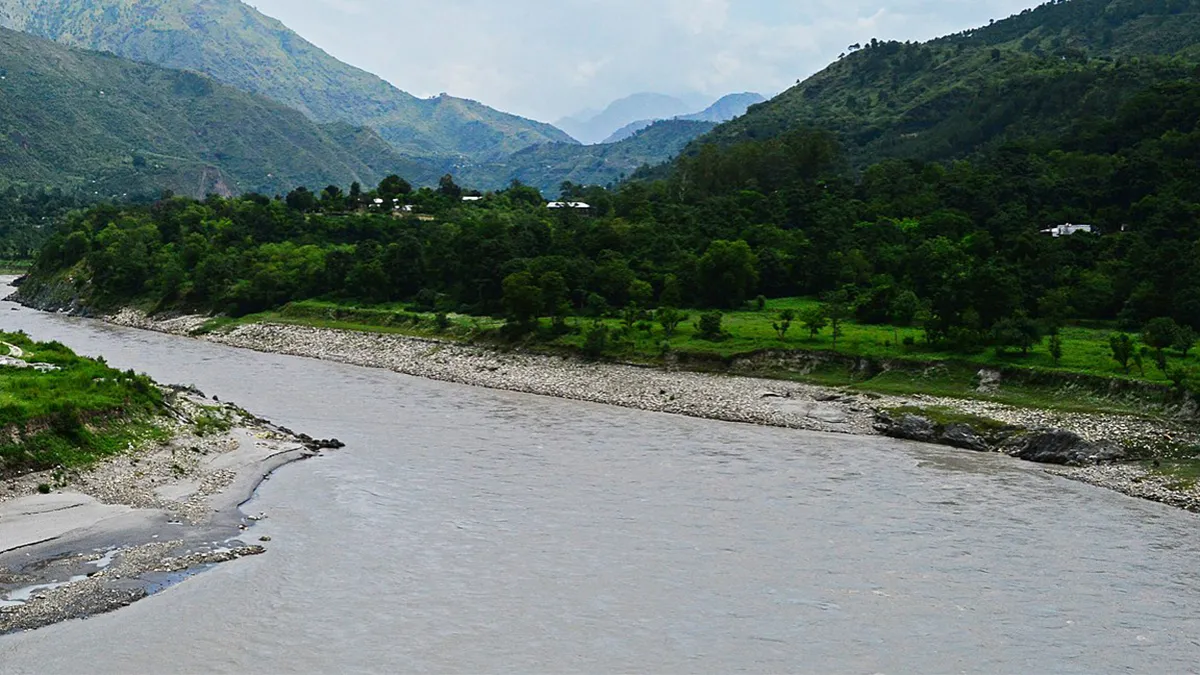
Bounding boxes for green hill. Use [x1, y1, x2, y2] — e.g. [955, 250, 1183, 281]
[457, 120, 717, 193]
[0, 26, 424, 197]
[700, 0, 1200, 166]
[0, 0, 575, 162]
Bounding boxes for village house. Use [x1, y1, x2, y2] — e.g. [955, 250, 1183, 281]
[1041, 223, 1094, 237]
[547, 201, 591, 210]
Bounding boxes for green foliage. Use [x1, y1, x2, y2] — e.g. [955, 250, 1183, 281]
[582, 320, 610, 359]
[1049, 333, 1064, 366]
[1110, 333, 1136, 374]
[801, 306, 830, 339]
[657, 307, 686, 338]
[990, 313, 1043, 356]
[773, 309, 796, 341]
[1176, 327, 1198, 359]
[696, 311, 725, 341]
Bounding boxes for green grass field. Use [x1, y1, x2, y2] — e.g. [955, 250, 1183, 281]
[0, 332, 167, 475]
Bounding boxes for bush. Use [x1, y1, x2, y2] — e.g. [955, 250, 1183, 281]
[582, 320, 609, 358]
[37, 483, 51, 494]
[902, 336, 916, 347]
[434, 312, 450, 332]
[755, 295, 767, 311]
[696, 311, 724, 340]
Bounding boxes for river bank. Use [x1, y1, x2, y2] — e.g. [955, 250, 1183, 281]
[86, 306, 1200, 512]
[0, 388, 339, 633]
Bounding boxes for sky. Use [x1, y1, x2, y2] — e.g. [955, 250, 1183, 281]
[246, 0, 1044, 123]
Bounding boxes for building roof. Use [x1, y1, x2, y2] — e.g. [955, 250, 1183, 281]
[547, 201, 591, 209]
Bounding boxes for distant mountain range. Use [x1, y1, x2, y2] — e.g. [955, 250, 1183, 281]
[0, 0, 576, 162]
[455, 119, 717, 194]
[555, 93, 707, 145]
[0, 25, 427, 197]
[600, 92, 767, 144]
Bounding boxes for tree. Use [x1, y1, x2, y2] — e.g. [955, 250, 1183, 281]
[697, 240, 759, 309]
[502, 271, 541, 326]
[1174, 326, 1197, 359]
[821, 291, 853, 351]
[1143, 317, 1180, 367]
[538, 272, 570, 327]
[437, 174, 463, 200]
[285, 187, 316, 212]
[660, 274, 684, 308]
[801, 306, 829, 339]
[990, 313, 1042, 355]
[1049, 333, 1064, 366]
[1110, 333, 1135, 374]
[773, 309, 796, 341]
[657, 307, 686, 338]
[889, 290, 922, 346]
[378, 175, 412, 201]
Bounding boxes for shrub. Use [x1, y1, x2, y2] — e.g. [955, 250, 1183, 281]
[755, 295, 767, 311]
[434, 312, 450, 332]
[582, 320, 609, 358]
[37, 483, 51, 494]
[696, 311, 724, 340]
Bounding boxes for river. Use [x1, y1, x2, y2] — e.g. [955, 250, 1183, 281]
[1, 287, 1199, 673]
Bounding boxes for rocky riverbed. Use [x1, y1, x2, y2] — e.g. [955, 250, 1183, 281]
[0, 389, 339, 633]
[62, 307, 1200, 515]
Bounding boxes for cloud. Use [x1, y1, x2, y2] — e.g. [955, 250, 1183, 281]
[246, 0, 1042, 122]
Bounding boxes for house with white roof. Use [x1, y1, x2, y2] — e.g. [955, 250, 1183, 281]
[1041, 223, 1094, 237]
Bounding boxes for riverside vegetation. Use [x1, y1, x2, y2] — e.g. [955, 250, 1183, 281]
[0, 331, 169, 479]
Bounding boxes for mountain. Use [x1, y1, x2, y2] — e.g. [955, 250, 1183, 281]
[456, 120, 717, 193]
[0, 0, 575, 161]
[600, 92, 767, 144]
[0, 26, 425, 197]
[556, 93, 697, 145]
[678, 92, 768, 123]
[696, 0, 1200, 167]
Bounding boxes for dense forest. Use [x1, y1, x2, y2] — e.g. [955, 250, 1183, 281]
[26, 67, 1200, 362]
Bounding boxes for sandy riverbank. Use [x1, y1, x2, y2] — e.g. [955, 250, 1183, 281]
[0, 390, 335, 633]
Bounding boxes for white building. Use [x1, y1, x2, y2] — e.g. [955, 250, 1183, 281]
[462, 195, 484, 202]
[1041, 223, 1094, 237]
[547, 201, 591, 210]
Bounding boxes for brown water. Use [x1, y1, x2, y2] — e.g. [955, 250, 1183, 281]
[1, 283, 1199, 673]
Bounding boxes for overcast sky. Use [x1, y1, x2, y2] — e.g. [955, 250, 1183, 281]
[246, 0, 1042, 123]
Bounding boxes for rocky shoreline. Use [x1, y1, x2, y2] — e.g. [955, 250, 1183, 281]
[89, 307, 1200, 514]
[0, 388, 341, 633]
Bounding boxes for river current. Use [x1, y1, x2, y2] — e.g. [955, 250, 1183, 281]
[1, 287, 1199, 673]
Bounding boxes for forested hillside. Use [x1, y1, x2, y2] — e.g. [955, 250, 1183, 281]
[0, 0, 575, 161]
[0, 26, 425, 197]
[701, 0, 1200, 167]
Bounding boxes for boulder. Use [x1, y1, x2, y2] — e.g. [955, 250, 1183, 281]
[1002, 430, 1126, 466]
[940, 423, 992, 452]
[875, 412, 937, 444]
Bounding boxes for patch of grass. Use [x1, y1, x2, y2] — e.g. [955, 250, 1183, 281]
[0, 331, 168, 476]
